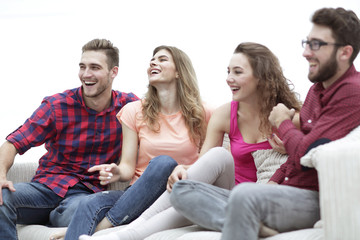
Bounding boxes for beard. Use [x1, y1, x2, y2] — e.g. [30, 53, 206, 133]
[83, 85, 107, 98]
[308, 48, 338, 83]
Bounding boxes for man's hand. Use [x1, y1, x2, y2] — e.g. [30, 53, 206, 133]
[88, 163, 121, 185]
[0, 141, 18, 205]
[167, 165, 188, 192]
[269, 103, 295, 129]
[268, 133, 287, 154]
[0, 179, 16, 205]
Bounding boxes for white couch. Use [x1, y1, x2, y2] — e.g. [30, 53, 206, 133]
[7, 126, 360, 240]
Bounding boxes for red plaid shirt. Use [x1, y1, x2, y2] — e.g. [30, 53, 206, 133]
[7, 87, 138, 197]
[271, 65, 360, 191]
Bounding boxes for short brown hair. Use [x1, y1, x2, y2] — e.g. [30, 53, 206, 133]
[312, 7, 360, 64]
[82, 39, 119, 70]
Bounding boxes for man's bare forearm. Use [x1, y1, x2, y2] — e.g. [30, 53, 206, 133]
[0, 141, 17, 180]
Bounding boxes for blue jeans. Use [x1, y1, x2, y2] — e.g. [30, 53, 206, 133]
[65, 155, 178, 240]
[0, 182, 93, 240]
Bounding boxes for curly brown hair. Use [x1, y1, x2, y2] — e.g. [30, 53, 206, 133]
[142, 45, 207, 149]
[234, 42, 302, 135]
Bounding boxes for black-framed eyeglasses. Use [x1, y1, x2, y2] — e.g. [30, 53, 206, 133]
[302, 39, 344, 51]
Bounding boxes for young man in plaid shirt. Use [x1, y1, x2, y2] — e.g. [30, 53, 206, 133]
[0, 38, 138, 239]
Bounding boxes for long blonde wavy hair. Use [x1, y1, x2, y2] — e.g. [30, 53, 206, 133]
[142, 45, 207, 149]
[234, 42, 302, 136]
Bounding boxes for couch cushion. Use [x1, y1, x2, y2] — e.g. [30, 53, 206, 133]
[145, 225, 212, 240]
[145, 225, 323, 240]
[176, 229, 221, 240]
[262, 228, 323, 240]
[17, 224, 67, 240]
[252, 149, 288, 184]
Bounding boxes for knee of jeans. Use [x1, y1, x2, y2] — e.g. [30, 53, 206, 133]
[228, 183, 259, 206]
[81, 193, 104, 209]
[151, 155, 177, 166]
[150, 155, 178, 171]
[170, 180, 193, 204]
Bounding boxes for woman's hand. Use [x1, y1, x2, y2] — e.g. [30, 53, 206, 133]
[267, 133, 287, 155]
[166, 165, 188, 192]
[88, 163, 121, 185]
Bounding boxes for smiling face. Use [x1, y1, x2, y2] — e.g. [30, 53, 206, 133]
[226, 53, 259, 103]
[303, 24, 340, 84]
[147, 49, 178, 87]
[79, 50, 117, 100]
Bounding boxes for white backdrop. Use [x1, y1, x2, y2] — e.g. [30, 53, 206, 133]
[1, 0, 360, 160]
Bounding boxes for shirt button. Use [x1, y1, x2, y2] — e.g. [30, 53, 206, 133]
[285, 177, 289, 181]
[308, 119, 312, 123]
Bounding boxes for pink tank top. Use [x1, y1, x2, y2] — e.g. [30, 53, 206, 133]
[229, 101, 272, 184]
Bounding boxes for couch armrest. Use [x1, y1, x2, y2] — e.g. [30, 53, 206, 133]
[301, 132, 360, 240]
[7, 160, 38, 183]
[316, 142, 360, 240]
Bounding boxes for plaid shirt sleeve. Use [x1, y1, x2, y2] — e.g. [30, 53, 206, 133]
[7, 99, 56, 155]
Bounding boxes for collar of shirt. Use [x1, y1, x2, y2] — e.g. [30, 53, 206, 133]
[77, 87, 118, 115]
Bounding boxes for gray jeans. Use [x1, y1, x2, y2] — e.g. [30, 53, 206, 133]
[171, 181, 320, 240]
[171, 180, 230, 231]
